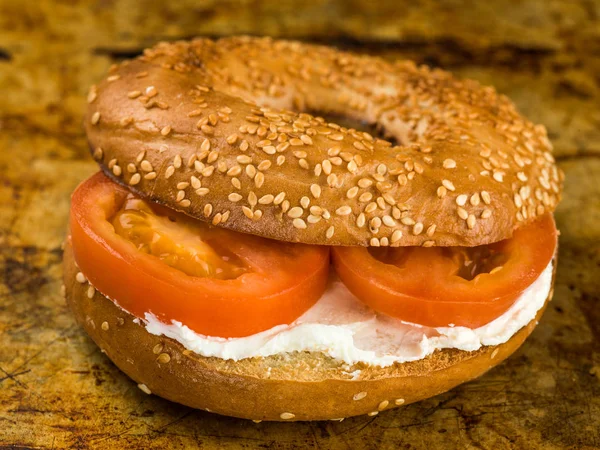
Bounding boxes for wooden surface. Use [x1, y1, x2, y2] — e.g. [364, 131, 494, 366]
[1, 1, 599, 448]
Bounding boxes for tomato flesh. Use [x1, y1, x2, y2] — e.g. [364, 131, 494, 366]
[70, 172, 330, 338]
[112, 195, 248, 279]
[333, 214, 557, 328]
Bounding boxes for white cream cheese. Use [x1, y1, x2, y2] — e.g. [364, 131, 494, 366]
[143, 261, 553, 367]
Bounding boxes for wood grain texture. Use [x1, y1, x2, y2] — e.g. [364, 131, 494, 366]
[0, 0, 599, 448]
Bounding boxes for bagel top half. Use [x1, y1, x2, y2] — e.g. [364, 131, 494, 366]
[85, 36, 563, 247]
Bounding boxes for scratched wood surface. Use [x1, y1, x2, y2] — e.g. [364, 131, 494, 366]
[1, 1, 599, 448]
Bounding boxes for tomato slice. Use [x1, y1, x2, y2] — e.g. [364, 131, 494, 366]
[332, 214, 557, 328]
[69, 172, 330, 338]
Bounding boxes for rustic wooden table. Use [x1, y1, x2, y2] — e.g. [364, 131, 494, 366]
[1, 1, 599, 448]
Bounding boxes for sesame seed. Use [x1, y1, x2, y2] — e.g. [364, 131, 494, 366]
[173, 155, 182, 169]
[491, 348, 500, 359]
[237, 155, 252, 164]
[256, 194, 273, 205]
[470, 193, 480, 206]
[145, 86, 157, 97]
[442, 179, 455, 191]
[437, 186, 447, 198]
[288, 207, 303, 218]
[310, 184, 322, 199]
[112, 165, 122, 177]
[248, 192, 258, 207]
[481, 208, 492, 219]
[258, 160, 272, 171]
[413, 222, 424, 235]
[443, 158, 456, 169]
[301, 134, 313, 145]
[87, 285, 95, 299]
[391, 230, 403, 243]
[514, 193, 523, 208]
[352, 391, 367, 400]
[227, 166, 242, 177]
[365, 202, 377, 214]
[395, 398, 405, 406]
[368, 411, 379, 417]
[228, 193, 243, 202]
[101, 321, 109, 331]
[138, 384, 152, 395]
[481, 191, 491, 204]
[293, 218, 307, 229]
[190, 176, 201, 189]
[242, 206, 254, 219]
[326, 226, 335, 239]
[157, 353, 171, 364]
[140, 160, 153, 172]
[456, 194, 468, 206]
[93, 148, 103, 160]
[274, 192, 286, 205]
[165, 166, 175, 179]
[87, 87, 97, 103]
[346, 186, 359, 199]
[493, 170, 504, 182]
[457, 207, 469, 220]
[153, 344, 163, 354]
[400, 217, 415, 226]
[201, 138, 211, 152]
[370, 237, 380, 247]
[280, 412, 295, 420]
[358, 178, 372, 188]
[129, 173, 141, 186]
[359, 192, 373, 202]
[378, 400, 389, 411]
[382, 215, 396, 227]
[467, 214, 476, 229]
[91, 112, 101, 125]
[336, 206, 352, 216]
[160, 126, 172, 136]
[254, 172, 265, 188]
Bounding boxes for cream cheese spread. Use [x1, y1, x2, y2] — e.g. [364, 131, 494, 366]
[143, 261, 553, 367]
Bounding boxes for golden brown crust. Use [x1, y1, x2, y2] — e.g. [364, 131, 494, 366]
[85, 36, 563, 247]
[63, 241, 554, 421]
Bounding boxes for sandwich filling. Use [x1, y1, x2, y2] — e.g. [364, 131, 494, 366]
[144, 261, 552, 367]
[69, 172, 557, 366]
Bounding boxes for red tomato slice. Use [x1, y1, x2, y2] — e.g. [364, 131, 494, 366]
[69, 172, 330, 338]
[332, 214, 557, 328]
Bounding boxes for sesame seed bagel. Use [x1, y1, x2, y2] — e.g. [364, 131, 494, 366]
[63, 241, 555, 421]
[85, 36, 563, 247]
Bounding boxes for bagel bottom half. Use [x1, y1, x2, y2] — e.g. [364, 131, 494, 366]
[63, 241, 554, 421]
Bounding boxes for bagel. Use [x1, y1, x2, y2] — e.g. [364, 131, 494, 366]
[85, 36, 562, 247]
[66, 36, 564, 421]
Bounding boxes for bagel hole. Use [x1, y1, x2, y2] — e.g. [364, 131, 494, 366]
[305, 110, 399, 147]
